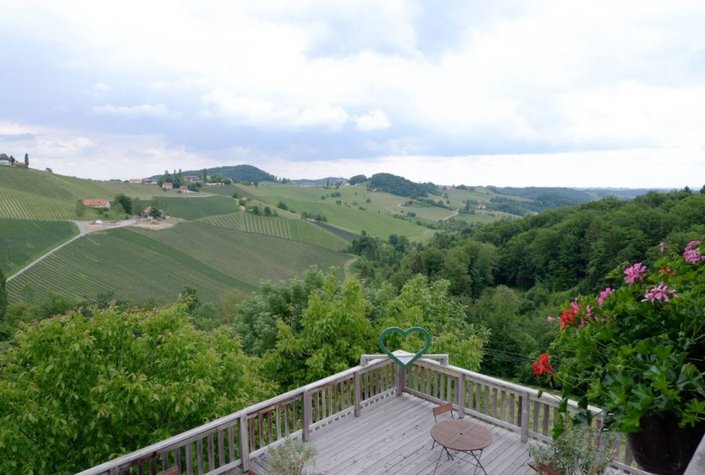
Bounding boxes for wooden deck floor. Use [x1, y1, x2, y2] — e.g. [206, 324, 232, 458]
[249, 393, 535, 475]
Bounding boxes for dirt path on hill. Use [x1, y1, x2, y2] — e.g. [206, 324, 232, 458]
[7, 218, 142, 282]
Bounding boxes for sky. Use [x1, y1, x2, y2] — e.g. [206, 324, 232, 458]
[1, 0, 704, 188]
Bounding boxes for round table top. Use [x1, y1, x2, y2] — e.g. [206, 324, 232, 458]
[431, 419, 493, 452]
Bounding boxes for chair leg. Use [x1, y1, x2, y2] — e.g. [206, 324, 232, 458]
[432, 447, 444, 475]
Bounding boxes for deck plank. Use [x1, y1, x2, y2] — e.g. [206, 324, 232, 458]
[251, 394, 537, 474]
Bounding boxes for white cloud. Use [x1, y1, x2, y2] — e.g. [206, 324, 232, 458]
[93, 103, 173, 117]
[262, 147, 705, 189]
[2, 0, 705, 186]
[355, 109, 391, 131]
[204, 91, 348, 130]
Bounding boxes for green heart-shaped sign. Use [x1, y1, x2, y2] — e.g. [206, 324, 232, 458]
[379, 326, 432, 368]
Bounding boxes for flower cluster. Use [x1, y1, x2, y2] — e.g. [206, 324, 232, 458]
[642, 282, 677, 303]
[536, 238, 705, 434]
[684, 240, 705, 264]
[624, 262, 648, 283]
[532, 352, 553, 377]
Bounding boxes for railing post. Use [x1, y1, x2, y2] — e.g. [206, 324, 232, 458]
[456, 374, 465, 418]
[396, 365, 405, 396]
[239, 415, 250, 473]
[354, 371, 362, 417]
[520, 391, 530, 442]
[302, 390, 312, 441]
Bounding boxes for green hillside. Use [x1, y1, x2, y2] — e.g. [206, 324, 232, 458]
[199, 213, 349, 250]
[0, 166, 159, 220]
[7, 224, 351, 304]
[227, 183, 437, 241]
[0, 219, 78, 274]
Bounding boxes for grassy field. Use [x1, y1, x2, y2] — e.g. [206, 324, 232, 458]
[7, 224, 351, 304]
[200, 213, 350, 250]
[228, 183, 437, 242]
[0, 219, 78, 275]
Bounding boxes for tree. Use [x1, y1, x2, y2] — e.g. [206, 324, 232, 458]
[113, 194, 133, 215]
[263, 272, 375, 388]
[235, 268, 327, 356]
[0, 304, 272, 474]
[377, 276, 488, 371]
[349, 174, 367, 186]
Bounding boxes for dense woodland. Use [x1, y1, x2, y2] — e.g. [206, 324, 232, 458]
[1, 188, 705, 472]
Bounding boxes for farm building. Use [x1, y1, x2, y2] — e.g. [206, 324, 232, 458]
[162, 182, 173, 190]
[82, 198, 111, 209]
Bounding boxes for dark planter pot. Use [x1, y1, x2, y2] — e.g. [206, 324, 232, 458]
[627, 413, 705, 475]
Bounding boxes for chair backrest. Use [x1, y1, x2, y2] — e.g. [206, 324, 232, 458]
[433, 402, 455, 422]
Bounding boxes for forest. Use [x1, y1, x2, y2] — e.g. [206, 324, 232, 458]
[1, 188, 705, 473]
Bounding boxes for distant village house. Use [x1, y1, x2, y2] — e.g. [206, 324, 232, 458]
[162, 182, 173, 190]
[82, 198, 111, 209]
[128, 178, 143, 184]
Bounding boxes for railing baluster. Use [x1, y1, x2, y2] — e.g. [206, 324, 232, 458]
[185, 443, 193, 475]
[227, 426, 235, 463]
[217, 430, 225, 467]
[520, 392, 529, 442]
[196, 438, 204, 475]
[207, 433, 215, 471]
[239, 415, 249, 473]
[303, 390, 312, 441]
[354, 371, 361, 416]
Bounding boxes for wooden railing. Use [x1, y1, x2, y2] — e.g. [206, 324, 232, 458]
[406, 358, 651, 475]
[79, 354, 650, 475]
[77, 358, 396, 475]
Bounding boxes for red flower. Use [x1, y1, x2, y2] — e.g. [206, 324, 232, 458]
[560, 308, 577, 331]
[533, 353, 553, 377]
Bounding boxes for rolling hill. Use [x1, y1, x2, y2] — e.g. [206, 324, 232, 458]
[3, 164, 643, 307]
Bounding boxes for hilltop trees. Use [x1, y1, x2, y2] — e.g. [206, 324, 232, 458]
[0, 303, 271, 474]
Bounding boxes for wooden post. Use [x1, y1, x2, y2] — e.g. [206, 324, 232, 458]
[456, 374, 465, 418]
[302, 390, 312, 441]
[239, 415, 250, 473]
[520, 391, 530, 443]
[396, 365, 405, 396]
[354, 371, 362, 417]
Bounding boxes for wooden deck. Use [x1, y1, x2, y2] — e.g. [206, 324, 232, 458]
[249, 393, 534, 475]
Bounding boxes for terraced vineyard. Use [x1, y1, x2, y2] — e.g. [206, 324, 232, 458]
[131, 222, 350, 283]
[0, 219, 78, 274]
[7, 224, 351, 304]
[0, 187, 77, 220]
[200, 213, 350, 250]
[157, 195, 239, 220]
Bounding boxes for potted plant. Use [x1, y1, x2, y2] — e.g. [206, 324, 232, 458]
[535, 239, 705, 475]
[266, 437, 321, 475]
[529, 418, 616, 475]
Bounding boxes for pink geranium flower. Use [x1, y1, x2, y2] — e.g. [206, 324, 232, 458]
[643, 282, 678, 303]
[598, 287, 613, 307]
[683, 240, 705, 265]
[624, 263, 648, 284]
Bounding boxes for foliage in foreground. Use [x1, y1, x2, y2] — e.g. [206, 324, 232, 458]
[0, 304, 272, 474]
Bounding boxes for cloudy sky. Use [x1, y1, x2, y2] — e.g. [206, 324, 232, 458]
[1, 0, 704, 187]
